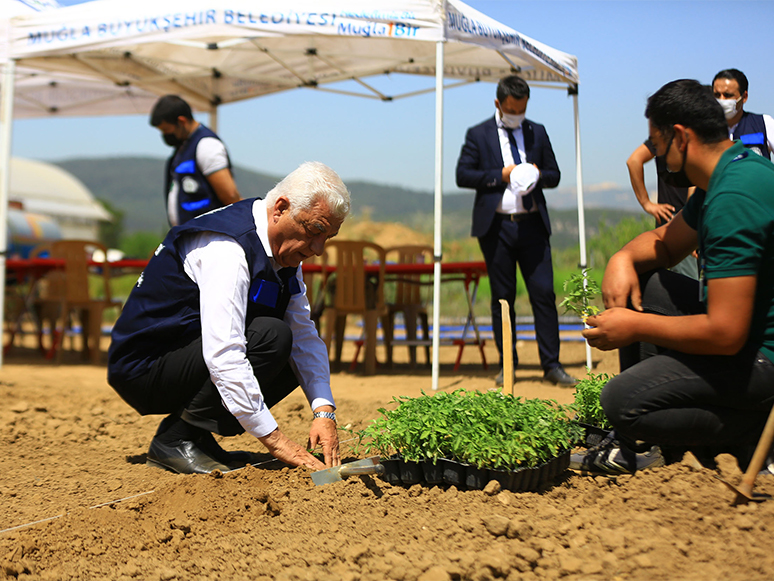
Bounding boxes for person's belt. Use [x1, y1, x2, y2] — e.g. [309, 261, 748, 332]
[500, 212, 539, 222]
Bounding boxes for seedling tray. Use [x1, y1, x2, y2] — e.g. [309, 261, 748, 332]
[576, 422, 610, 448]
[380, 450, 571, 492]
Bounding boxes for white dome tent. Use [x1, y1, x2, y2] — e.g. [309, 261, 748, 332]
[1, 0, 589, 377]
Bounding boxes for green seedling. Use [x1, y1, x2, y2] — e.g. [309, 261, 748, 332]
[352, 389, 582, 470]
[560, 269, 600, 322]
[572, 370, 613, 429]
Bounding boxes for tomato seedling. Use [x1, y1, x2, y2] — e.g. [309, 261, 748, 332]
[572, 370, 613, 430]
[560, 269, 600, 322]
[352, 389, 581, 470]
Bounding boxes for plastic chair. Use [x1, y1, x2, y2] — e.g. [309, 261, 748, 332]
[383, 245, 433, 368]
[3, 283, 28, 355]
[321, 240, 387, 375]
[31, 240, 122, 364]
[302, 251, 328, 333]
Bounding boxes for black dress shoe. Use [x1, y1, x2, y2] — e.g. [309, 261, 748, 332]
[146, 437, 231, 474]
[195, 432, 263, 467]
[543, 366, 578, 387]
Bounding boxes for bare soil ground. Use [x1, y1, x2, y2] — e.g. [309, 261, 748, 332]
[2, 336, 773, 581]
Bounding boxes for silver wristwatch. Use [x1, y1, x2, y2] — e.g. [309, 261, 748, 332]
[313, 411, 337, 423]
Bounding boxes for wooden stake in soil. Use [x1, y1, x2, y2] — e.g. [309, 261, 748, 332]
[719, 402, 774, 505]
[500, 299, 514, 395]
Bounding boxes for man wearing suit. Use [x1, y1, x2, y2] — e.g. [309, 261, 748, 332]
[456, 75, 576, 387]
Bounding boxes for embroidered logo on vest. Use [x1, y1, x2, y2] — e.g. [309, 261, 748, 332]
[249, 279, 281, 308]
[182, 176, 199, 193]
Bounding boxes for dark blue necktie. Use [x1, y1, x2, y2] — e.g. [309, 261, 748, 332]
[506, 128, 522, 164]
[506, 128, 532, 210]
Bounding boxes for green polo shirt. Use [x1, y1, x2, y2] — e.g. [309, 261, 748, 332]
[682, 141, 774, 361]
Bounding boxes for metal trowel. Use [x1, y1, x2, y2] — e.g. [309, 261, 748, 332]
[311, 456, 384, 486]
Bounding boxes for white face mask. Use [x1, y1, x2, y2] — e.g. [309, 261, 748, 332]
[717, 97, 741, 120]
[500, 112, 525, 129]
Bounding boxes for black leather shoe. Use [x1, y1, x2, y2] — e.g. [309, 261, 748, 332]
[146, 437, 231, 474]
[195, 432, 263, 467]
[543, 366, 578, 387]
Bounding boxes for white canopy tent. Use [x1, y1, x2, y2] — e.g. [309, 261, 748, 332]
[1, 0, 186, 117]
[1, 0, 589, 379]
[5, 68, 160, 117]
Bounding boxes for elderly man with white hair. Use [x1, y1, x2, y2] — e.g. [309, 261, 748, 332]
[108, 162, 350, 474]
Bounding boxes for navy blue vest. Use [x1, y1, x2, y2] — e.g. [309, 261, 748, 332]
[107, 199, 301, 385]
[164, 124, 233, 225]
[734, 112, 770, 160]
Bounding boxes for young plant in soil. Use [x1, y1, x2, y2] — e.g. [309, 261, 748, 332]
[352, 389, 582, 470]
[560, 269, 600, 322]
[572, 370, 613, 430]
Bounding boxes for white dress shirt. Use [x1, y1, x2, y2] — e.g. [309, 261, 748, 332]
[178, 199, 334, 439]
[494, 112, 535, 214]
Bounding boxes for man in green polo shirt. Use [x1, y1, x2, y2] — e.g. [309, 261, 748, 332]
[574, 79, 774, 475]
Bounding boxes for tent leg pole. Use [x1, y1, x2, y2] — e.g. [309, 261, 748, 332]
[0, 60, 17, 369]
[209, 105, 218, 133]
[431, 40, 444, 391]
[572, 92, 592, 371]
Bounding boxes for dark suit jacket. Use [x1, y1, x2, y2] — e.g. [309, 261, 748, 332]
[456, 117, 560, 238]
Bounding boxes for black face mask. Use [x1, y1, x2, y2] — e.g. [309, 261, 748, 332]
[662, 133, 693, 188]
[162, 132, 182, 147]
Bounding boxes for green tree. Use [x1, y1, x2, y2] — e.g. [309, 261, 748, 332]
[588, 215, 653, 269]
[120, 231, 163, 259]
[97, 198, 124, 249]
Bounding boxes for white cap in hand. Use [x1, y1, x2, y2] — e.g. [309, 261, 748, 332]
[509, 164, 540, 196]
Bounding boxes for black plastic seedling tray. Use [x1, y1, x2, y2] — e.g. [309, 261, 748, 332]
[380, 450, 571, 492]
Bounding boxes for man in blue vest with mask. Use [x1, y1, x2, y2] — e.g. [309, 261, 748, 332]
[713, 69, 774, 161]
[150, 95, 242, 226]
[108, 162, 349, 474]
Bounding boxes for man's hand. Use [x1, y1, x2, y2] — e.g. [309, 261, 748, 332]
[601, 253, 643, 311]
[582, 308, 639, 351]
[501, 164, 517, 183]
[308, 417, 340, 467]
[258, 428, 325, 470]
[644, 201, 675, 224]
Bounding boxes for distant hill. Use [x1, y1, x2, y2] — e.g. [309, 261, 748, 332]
[54, 157, 279, 236]
[53, 156, 647, 250]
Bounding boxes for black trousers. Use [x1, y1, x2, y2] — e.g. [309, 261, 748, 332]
[113, 317, 299, 436]
[477, 212, 560, 370]
[603, 269, 774, 449]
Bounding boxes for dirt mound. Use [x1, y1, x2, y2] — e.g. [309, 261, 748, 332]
[338, 220, 431, 249]
[2, 342, 774, 580]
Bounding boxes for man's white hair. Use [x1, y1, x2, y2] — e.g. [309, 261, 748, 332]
[265, 161, 351, 220]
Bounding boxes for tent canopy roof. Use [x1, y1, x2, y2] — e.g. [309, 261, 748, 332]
[7, 0, 578, 115]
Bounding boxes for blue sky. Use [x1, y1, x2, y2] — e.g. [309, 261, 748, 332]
[11, 0, 774, 207]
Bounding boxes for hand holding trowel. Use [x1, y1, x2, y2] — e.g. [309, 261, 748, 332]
[311, 456, 384, 486]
